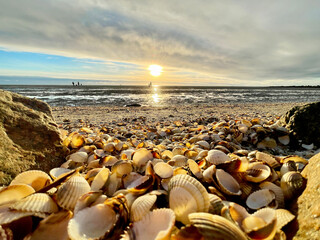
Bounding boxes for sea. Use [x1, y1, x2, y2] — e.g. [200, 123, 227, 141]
[0, 85, 319, 107]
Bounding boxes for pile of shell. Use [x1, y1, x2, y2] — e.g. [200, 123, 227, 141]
[0, 117, 309, 239]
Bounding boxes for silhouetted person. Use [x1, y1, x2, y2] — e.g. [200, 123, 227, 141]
[72, 82, 75, 86]
[77, 82, 80, 86]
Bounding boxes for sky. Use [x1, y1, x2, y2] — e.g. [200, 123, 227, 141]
[0, 0, 320, 86]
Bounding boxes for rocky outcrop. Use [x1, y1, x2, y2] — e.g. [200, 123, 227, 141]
[293, 153, 320, 239]
[280, 102, 320, 147]
[0, 90, 66, 185]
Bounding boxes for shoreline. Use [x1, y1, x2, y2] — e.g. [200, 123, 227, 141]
[52, 102, 308, 128]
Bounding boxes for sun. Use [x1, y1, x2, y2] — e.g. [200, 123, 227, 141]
[148, 64, 163, 77]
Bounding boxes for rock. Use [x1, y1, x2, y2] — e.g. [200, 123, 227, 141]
[293, 152, 320, 239]
[0, 90, 66, 185]
[125, 103, 141, 107]
[280, 102, 320, 147]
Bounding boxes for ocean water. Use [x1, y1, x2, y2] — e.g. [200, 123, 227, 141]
[0, 85, 319, 107]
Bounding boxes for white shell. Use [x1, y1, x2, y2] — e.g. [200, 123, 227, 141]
[0, 184, 35, 206]
[123, 208, 175, 240]
[68, 203, 117, 240]
[11, 193, 59, 213]
[255, 151, 280, 168]
[56, 175, 91, 210]
[90, 168, 110, 191]
[154, 162, 173, 179]
[259, 181, 285, 208]
[130, 194, 157, 222]
[206, 150, 231, 165]
[10, 170, 52, 191]
[132, 148, 153, 169]
[67, 152, 88, 163]
[50, 168, 73, 180]
[215, 169, 241, 196]
[276, 209, 295, 231]
[245, 163, 271, 183]
[246, 189, 276, 210]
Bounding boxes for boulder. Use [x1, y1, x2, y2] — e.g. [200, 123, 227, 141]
[280, 102, 320, 147]
[293, 152, 320, 239]
[0, 90, 66, 185]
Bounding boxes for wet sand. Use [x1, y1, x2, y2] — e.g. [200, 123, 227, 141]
[52, 102, 307, 128]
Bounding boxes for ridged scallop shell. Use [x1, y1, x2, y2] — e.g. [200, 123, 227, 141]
[245, 162, 271, 183]
[0, 184, 35, 206]
[0, 206, 48, 225]
[168, 174, 209, 212]
[154, 162, 173, 179]
[168, 174, 210, 224]
[280, 171, 305, 200]
[255, 151, 280, 168]
[259, 181, 285, 208]
[56, 175, 91, 210]
[208, 194, 224, 215]
[50, 168, 73, 180]
[123, 208, 175, 240]
[196, 140, 210, 150]
[206, 150, 231, 165]
[215, 169, 241, 196]
[68, 203, 117, 240]
[28, 210, 72, 240]
[188, 212, 247, 240]
[130, 194, 157, 222]
[243, 208, 277, 240]
[10, 170, 52, 191]
[246, 189, 277, 210]
[276, 209, 295, 231]
[11, 193, 58, 213]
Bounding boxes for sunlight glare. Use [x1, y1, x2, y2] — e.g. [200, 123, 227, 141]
[148, 65, 162, 77]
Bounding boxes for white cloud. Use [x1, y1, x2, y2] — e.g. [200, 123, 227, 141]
[0, 0, 320, 85]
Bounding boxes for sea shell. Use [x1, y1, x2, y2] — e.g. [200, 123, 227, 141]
[278, 135, 290, 145]
[0, 184, 35, 206]
[259, 181, 285, 208]
[188, 212, 247, 240]
[90, 168, 110, 191]
[25, 210, 72, 240]
[246, 189, 277, 210]
[56, 175, 91, 210]
[168, 174, 210, 224]
[67, 151, 88, 163]
[70, 133, 85, 148]
[10, 170, 52, 191]
[208, 193, 224, 215]
[275, 208, 295, 231]
[215, 169, 241, 196]
[123, 208, 175, 240]
[187, 159, 202, 179]
[203, 165, 216, 183]
[196, 140, 210, 150]
[132, 148, 153, 171]
[11, 193, 59, 213]
[255, 151, 280, 168]
[242, 208, 277, 240]
[245, 162, 271, 183]
[280, 171, 305, 200]
[206, 150, 231, 165]
[170, 155, 188, 167]
[130, 194, 157, 222]
[112, 160, 133, 177]
[154, 162, 173, 179]
[280, 161, 297, 177]
[68, 203, 117, 240]
[50, 168, 73, 180]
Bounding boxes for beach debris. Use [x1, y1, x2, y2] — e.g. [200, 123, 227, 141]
[1, 114, 313, 239]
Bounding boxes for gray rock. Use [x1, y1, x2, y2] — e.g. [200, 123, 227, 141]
[293, 152, 320, 239]
[0, 90, 66, 185]
[280, 102, 320, 147]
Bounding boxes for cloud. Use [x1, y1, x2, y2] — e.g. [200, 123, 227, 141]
[0, 0, 320, 85]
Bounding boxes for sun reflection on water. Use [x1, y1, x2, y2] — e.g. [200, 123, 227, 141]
[151, 86, 160, 103]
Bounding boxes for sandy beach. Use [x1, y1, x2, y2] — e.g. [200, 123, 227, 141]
[52, 102, 308, 128]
